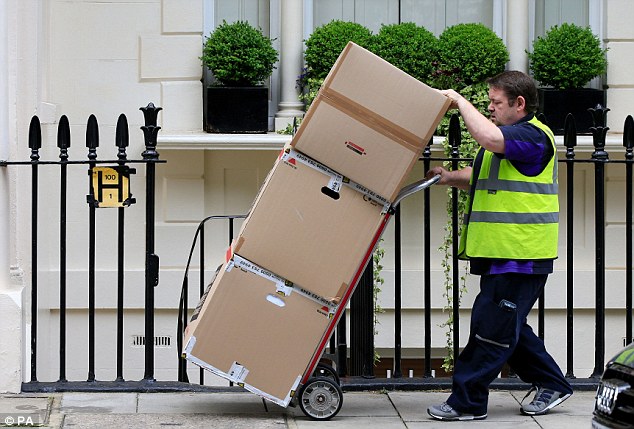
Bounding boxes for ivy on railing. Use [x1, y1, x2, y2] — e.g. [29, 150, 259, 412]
[434, 82, 488, 372]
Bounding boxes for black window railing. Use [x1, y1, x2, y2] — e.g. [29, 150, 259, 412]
[3, 104, 631, 393]
[4, 103, 166, 390]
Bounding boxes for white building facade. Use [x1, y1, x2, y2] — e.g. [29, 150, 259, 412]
[1, 0, 633, 392]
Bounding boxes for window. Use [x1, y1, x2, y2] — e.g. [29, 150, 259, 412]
[310, 0, 495, 35]
[201, 0, 603, 124]
[534, 0, 590, 39]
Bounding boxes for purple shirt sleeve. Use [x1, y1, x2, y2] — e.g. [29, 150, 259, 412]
[499, 117, 551, 177]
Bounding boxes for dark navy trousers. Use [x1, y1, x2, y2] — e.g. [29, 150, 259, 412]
[446, 273, 573, 415]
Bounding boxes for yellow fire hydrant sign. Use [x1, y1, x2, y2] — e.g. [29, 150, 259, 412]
[89, 166, 134, 208]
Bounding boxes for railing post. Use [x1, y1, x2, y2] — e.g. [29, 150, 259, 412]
[393, 206, 403, 378]
[589, 104, 609, 378]
[423, 137, 433, 377]
[449, 113, 461, 364]
[28, 116, 41, 383]
[140, 102, 162, 382]
[336, 311, 348, 377]
[198, 224, 205, 385]
[115, 113, 130, 382]
[623, 115, 634, 345]
[563, 113, 577, 378]
[57, 115, 70, 383]
[350, 261, 375, 378]
[85, 114, 99, 382]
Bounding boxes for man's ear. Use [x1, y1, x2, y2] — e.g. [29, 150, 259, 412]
[516, 95, 527, 111]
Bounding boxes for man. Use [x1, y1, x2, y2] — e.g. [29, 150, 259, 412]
[426, 70, 573, 421]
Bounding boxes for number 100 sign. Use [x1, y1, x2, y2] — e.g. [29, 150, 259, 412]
[88, 166, 136, 208]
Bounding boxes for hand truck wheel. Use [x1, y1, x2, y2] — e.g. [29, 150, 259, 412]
[313, 362, 340, 385]
[298, 376, 343, 420]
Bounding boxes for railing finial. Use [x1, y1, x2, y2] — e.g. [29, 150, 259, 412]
[563, 113, 577, 151]
[140, 103, 161, 160]
[589, 104, 610, 160]
[29, 116, 41, 161]
[448, 113, 461, 159]
[86, 114, 99, 161]
[624, 115, 634, 161]
[57, 115, 71, 162]
[115, 113, 129, 161]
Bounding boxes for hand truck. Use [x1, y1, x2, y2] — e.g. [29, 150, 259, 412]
[291, 174, 441, 420]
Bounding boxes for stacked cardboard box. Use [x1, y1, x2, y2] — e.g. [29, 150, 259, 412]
[183, 256, 334, 404]
[183, 42, 450, 406]
[292, 42, 449, 202]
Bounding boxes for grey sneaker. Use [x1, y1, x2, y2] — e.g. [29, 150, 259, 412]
[427, 402, 487, 421]
[520, 386, 572, 415]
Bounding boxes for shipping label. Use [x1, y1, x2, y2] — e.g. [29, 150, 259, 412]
[293, 285, 337, 316]
[228, 361, 249, 382]
[231, 255, 337, 315]
[282, 149, 343, 193]
[232, 255, 293, 296]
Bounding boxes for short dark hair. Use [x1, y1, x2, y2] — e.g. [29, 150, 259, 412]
[486, 70, 539, 114]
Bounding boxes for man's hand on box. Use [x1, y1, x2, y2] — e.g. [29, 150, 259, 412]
[440, 89, 463, 110]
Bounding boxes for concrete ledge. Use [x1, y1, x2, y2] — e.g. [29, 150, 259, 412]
[340, 376, 599, 392]
[21, 380, 239, 394]
[157, 132, 624, 153]
[21, 376, 600, 394]
[157, 132, 291, 151]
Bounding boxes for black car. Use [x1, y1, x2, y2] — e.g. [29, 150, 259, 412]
[593, 342, 634, 428]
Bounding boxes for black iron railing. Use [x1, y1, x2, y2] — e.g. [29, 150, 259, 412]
[3, 104, 632, 393]
[3, 103, 166, 390]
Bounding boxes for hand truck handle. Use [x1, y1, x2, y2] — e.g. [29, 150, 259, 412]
[392, 174, 441, 208]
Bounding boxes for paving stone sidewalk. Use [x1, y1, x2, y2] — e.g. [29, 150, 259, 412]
[0, 389, 597, 428]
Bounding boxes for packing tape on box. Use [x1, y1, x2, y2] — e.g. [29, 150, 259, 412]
[319, 88, 422, 151]
[230, 255, 337, 316]
[282, 148, 343, 194]
[228, 255, 293, 296]
[282, 148, 392, 214]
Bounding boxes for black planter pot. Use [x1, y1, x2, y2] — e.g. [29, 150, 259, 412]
[205, 86, 269, 133]
[537, 88, 606, 135]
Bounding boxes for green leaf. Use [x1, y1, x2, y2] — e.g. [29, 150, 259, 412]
[527, 23, 607, 89]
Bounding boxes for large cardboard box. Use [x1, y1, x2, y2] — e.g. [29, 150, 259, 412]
[233, 146, 386, 302]
[291, 42, 450, 202]
[183, 256, 334, 407]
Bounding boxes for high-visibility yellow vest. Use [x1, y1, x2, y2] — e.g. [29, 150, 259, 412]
[458, 116, 558, 260]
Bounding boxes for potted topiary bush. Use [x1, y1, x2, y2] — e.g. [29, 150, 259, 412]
[302, 20, 373, 100]
[370, 22, 438, 85]
[202, 20, 278, 133]
[433, 23, 509, 89]
[278, 21, 373, 136]
[304, 20, 373, 80]
[527, 23, 608, 134]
